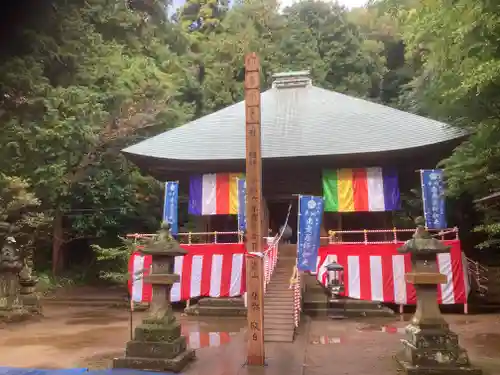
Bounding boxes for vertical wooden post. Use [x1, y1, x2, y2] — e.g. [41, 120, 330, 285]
[244, 52, 265, 366]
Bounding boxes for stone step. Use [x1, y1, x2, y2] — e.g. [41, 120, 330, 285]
[264, 316, 294, 324]
[264, 297, 293, 302]
[184, 305, 246, 317]
[264, 310, 294, 316]
[197, 297, 244, 307]
[264, 300, 293, 305]
[264, 293, 293, 299]
[267, 289, 291, 293]
[265, 318, 294, 324]
[264, 300, 294, 306]
[264, 308, 295, 315]
[266, 288, 293, 293]
[265, 295, 293, 300]
[265, 291, 292, 296]
[264, 322, 294, 329]
[264, 331, 294, 343]
[267, 281, 293, 286]
[268, 284, 291, 288]
[266, 288, 292, 293]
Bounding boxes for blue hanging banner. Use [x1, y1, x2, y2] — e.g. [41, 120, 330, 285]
[297, 195, 324, 272]
[237, 178, 246, 232]
[163, 181, 179, 236]
[421, 169, 447, 229]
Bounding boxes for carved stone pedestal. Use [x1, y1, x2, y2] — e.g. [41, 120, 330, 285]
[0, 236, 29, 322]
[395, 287, 481, 374]
[114, 313, 194, 373]
[0, 272, 28, 322]
[19, 277, 41, 314]
[395, 219, 481, 375]
[113, 223, 195, 373]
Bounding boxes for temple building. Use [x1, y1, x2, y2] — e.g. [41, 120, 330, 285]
[125, 70, 472, 332]
[123, 71, 464, 240]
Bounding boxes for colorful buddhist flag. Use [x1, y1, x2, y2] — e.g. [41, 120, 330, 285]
[322, 168, 400, 212]
[189, 173, 244, 215]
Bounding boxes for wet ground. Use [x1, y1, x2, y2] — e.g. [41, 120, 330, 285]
[1, 304, 500, 375]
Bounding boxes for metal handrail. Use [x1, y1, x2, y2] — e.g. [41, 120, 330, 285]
[321, 227, 459, 244]
[465, 256, 489, 296]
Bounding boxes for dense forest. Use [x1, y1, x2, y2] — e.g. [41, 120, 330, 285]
[0, 0, 499, 282]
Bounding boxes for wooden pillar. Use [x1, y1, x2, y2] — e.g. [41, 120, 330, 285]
[337, 213, 343, 242]
[261, 197, 270, 238]
[320, 212, 328, 246]
[244, 52, 265, 366]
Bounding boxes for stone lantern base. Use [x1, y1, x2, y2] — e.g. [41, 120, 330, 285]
[19, 278, 42, 314]
[395, 324, 482, 375]
[113, 316, 195, 373]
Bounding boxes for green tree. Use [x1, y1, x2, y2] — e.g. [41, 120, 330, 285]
[282, 0, 385, 97]
[400, 0, 500, 249]
[0, 174, 49, 257]
[0, 0, 192, 273]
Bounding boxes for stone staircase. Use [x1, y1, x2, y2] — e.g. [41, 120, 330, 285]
[263, 244, 296, 343]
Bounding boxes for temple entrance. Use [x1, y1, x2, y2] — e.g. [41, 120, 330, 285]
[268, 198, 298, 244]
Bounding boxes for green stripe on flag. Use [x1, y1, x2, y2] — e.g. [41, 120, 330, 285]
[322, 170, 339, 212]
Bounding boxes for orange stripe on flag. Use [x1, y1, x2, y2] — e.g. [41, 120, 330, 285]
[200, 332, 210, 348]
[220, 332, 231, 345]
[353, 168, 369, 211]
[337, 169, 354, 212]
[229, 173, 240, 215]
[216, 173, 230, 214]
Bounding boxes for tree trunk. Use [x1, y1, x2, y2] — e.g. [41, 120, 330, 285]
[52, 209, 64, 275]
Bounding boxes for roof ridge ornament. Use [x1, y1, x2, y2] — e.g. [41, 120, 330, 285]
[272, 70, 311, 89]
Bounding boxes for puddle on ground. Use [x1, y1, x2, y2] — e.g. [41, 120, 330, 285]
[3, 326, 125, 349]
[470, 333, 500, 358]
[181, 317, 246, 334]
[183, 330, 238, 349]
[65, 316, 120, 325]
[452, 319, 477, 326]
[64, 308, 124, 326]
[180, 318, 244, 349]
[356, 323, 406, 334]
[310, 335, 343, 345]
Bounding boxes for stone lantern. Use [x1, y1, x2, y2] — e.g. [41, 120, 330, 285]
[395, 217, 481, 375]
[0, 232, 28, 320]
[113, 223, 195, 373]
[18, 256, 42, 314]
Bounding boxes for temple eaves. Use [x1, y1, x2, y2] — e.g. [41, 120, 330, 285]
[122, 71, 467, 162]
